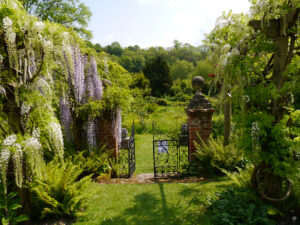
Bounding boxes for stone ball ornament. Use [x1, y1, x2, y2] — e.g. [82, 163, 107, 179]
[192, 76, 205, 92]
[187, 76, 212, 109]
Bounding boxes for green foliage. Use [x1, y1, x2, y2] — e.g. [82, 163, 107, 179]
[19, 0, 92, 39]
[143, 56, 172, 97]
[170, 59, 194, 80]
[99, 57, 133, 111]
[105, 41, 123, 57]
[29, 159, 93, 219]
[129, 72, 151, 96]
[156, 99, 168, 106]
[212, 114, 225, 138]
[221, 164, 254, 188]
[207, 188, 276, 225]
[195, 136, 244, 175]
[170, 79, 193, 102]
[0, 184, 28, 225]
[72, 147, 112, 179]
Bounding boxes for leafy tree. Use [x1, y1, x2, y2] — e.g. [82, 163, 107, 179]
[119, 55, 134, 72]
[130, 72, 151, 96]
[170, 59, 194, 80]
[19, 0, 92, 39]
[106, 41, 123, 57]
[206, 0, 300, 201]
[143, 56, 172, 97]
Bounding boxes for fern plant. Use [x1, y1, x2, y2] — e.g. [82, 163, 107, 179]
[29, 159, 93, 219]
[220, 164, 254, 188]
[194, 136, 244, 175]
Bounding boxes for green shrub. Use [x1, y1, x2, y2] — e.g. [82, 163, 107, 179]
[195, 136, 244, 175]
[212, 114, 224, 138]
[156, 99, 168, 106]
[207, 188, 276, 225]
[0, 184, 28, 225]
[221, 164, 254, 188]
[29, 159, 93, 219]
[72, 147, 112, 179]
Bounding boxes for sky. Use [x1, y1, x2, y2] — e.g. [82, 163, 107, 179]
[83, 0, 251, 48]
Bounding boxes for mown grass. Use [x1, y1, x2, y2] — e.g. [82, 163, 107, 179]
[123, 101, 187, 134]
[135, 134, 153, 174]
[75, 178, 232, 225]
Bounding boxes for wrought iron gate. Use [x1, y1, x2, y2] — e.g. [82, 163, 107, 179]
[118, 123, 136, 178]
[128, 123, 136, 176]
[153, 124, 189, 178]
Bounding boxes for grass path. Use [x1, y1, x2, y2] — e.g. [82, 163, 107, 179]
[75, 178, 232, 225]
[135, 134, 153, 174]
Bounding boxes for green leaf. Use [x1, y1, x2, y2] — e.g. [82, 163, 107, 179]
[14, 214, 29, 223]
[267, 206, 283, 216]
[8, 203, 22, 211]
[1, 217, 9, 225]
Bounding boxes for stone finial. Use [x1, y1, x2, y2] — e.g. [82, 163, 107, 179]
[192, 76, 205, 93]
[188, 76, 212, 109]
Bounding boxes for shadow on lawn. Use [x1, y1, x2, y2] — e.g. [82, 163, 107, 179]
[101, 183, 209, 225]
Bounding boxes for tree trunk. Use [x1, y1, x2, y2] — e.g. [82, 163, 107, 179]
[224, 96, 231, 146]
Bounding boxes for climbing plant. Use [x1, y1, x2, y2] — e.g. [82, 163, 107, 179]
[205, 0, 300, 201]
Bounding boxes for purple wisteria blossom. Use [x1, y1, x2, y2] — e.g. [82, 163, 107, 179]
[90, 57, 103, 100]
[87, 115, 96, 151]
[59, 97, 73, 142]
[72, 47, 85, 104]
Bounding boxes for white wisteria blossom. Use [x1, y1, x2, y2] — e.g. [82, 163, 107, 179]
[21, 102, 31, 115]
[48, 122, 64, 159]
[251, 121, 261, 151]
[2, 134, 17, 146]
[13, 149, 23, 187]
[0, 148, 11, 194]
[24, 136, 43, 175]
[3, 17, 13, 28]
[32, 128, 40, 139]
[34, 21, 45, 31]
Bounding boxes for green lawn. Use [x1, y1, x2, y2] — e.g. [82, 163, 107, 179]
[135, 134, 153, 174]
[75, 178, 232, 225]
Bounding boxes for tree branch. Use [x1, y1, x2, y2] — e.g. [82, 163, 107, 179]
[28, 50, 45, 83]
[287, 35, 296, 64]
[262, 54, 274, 79]
[0, 123, 8, 137]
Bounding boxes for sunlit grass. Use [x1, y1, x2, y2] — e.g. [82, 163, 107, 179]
[135, 134, 153, 174]
[123, 101, 187, 134]
[75, 178, 232, 225]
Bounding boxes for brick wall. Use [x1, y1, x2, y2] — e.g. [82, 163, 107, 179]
[186, 108, 214, 160]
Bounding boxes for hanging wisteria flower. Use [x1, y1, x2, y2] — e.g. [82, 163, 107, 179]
[251, 121, 260, 151]
[2, 134, 17, 146]
[3, 17, 13, 28]
[48, 122, 64, 159]
[116, 107, 122, 146]
[33, 77, 52, 97]
[91, 57, 103, 100]
[13, 149, 23, 187]
[103, 57, 109, 75]
[32, 128, 40, 139]
[59, 97, 73, 142]
[43, 40, 53, 50]
[34, 21, 45, 31]
[24, 136, 43, 175]
[0, 148, 11, 194]
[87, 116, 96, 151]
[21, 102, 31, 115]
[72, 47, 85, 103]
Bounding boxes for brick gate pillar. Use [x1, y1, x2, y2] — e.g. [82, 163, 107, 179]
[186, 76, 214, 160]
